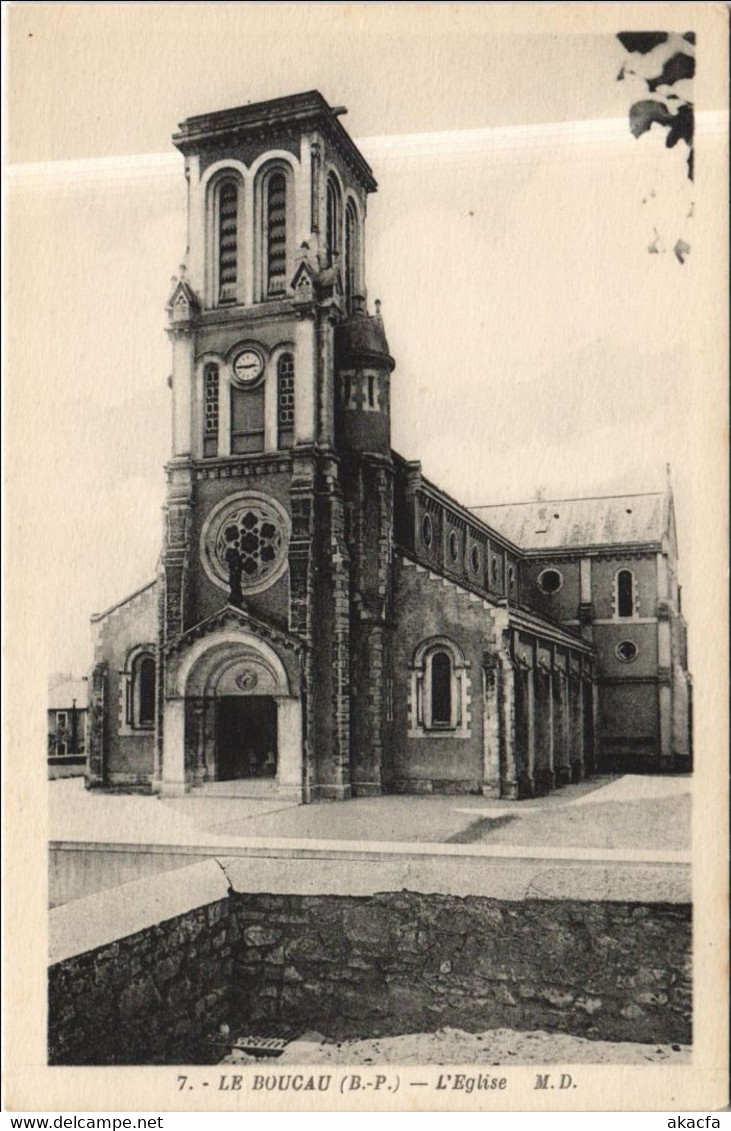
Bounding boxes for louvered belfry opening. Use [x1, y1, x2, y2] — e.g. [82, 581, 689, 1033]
[218, 180, 238, 303]
[277, 353, 295, 448]
[345, 201, 357, 312]
[266, 173, 287, 296]
[203, 364, 219, 456]
[326, 176, 340, 267]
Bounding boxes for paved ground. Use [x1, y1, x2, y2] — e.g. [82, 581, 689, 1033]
[49, 774, 691, 852]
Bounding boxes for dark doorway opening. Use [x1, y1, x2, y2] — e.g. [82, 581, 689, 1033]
[217, 696, 277, 780]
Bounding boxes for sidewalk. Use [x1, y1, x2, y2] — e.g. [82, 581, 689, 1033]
[49, 773, 691, 852]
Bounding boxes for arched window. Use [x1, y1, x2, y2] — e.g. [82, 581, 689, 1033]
[616, 569, 635, 618]
[203, 364, 219, 456]
[344, 199, 358, 312]
[217, 179, 239, 304]
[430, 651, 452, 726]
[138, 658, 156, 727]
[265, 172, 287, 297]
[326, 175, 341, 267]
[124, 649, 156, 730]
[277, 353, 295, 448]
[409, 638, 470, 737]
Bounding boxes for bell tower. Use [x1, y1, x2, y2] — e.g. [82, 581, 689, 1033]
[158, 92, 394, 800]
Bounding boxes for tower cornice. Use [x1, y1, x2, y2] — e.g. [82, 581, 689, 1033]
[173, 90, 377, 194]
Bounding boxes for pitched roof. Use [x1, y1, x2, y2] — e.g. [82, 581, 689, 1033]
[470, 492, 668, 553]
[48, 679, 88, 710]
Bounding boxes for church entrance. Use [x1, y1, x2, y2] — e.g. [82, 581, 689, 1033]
[216, 696, 277, 780]
[163, 620, 304, 799]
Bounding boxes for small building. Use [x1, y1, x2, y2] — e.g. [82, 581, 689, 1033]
[48, 677, 88, 777]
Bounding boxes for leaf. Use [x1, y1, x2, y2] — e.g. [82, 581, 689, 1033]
[629, 99, 672, 138]
[665, 104, 694, 149]
[647, 51, 695, 92]
[617, 31, 668, 54]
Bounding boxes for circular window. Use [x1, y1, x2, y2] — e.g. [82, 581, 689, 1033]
[200, 491, 290, 595]
[537, 568, 563, 595]
[449, 531, 459, 562]
[615, 640, 638, 663]
[421, 513, 433, 549]
[471, 544, 480, 573]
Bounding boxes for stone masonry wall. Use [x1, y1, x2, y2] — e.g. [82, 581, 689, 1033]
[49, 895, 233, 1065]
[49, 888, 691, 1065]
[230, 893, 690, 1046]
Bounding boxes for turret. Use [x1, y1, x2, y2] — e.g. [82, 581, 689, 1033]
[334, 299, 395, 457]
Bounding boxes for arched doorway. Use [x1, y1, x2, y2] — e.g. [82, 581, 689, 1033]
[162, 628, 303, 798]
[204, 650, 282, 781]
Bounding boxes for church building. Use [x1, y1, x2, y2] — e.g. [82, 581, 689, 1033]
[86, 92, 692, 801]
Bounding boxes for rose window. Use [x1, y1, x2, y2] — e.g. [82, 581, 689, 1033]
[217, 511, 282, 579]
[201, 492, 290, 594]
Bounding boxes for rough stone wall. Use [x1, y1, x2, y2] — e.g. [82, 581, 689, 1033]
[49, 896, 233, 1065]
[49, 890, 691, 1065]
[233, 893, 691, 1045]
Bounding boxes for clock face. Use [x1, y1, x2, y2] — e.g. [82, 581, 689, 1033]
[232, 349, 264, 385]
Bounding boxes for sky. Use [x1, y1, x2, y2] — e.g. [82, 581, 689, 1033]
[4, 2, 728, 681]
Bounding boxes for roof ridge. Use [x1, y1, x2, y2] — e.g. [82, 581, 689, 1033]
[471, 491, 664, 508]
[91, 578, 157, 623]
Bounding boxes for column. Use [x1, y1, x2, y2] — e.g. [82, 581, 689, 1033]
[658, 613, 673, 769]
[186, 155, 204, 296]
[161, 698, 187, 797]
[513, 661, 536, 798]
[86, 662, 108, 787]
[582, 676, 596, 775]
[294, 315, 316, 443]
[276, 697, 304, 801]
[264, 363, 278, 452]
[534, 667, 555, 794]
[481, 656, 501, 798]
[298, 134, 315, 246]
[170, 330, 194, 457]
[317, 312, 336, 447]
[568, 671, 583, 782]
[526, 666, 536, 795]
[574, 670, 586, 781]
[499, 658, 519, 799]
[219, 371, 231, 457]
[553, 669, 571, 787]
[193, 700, 206, 785]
